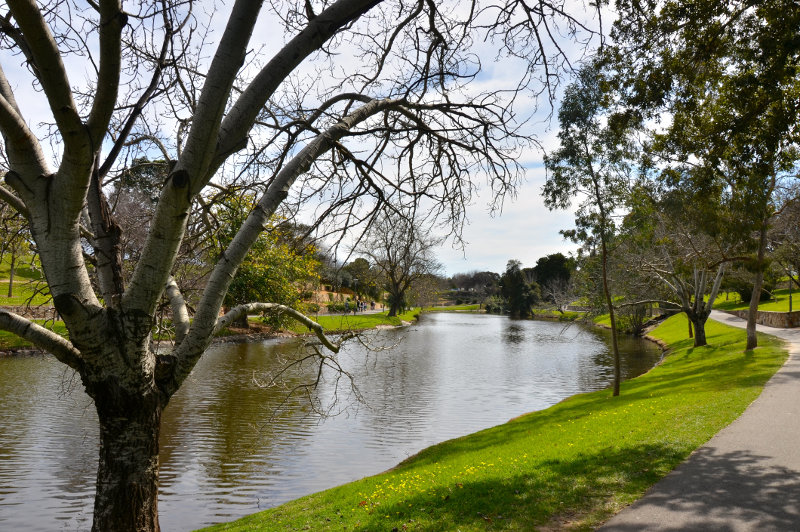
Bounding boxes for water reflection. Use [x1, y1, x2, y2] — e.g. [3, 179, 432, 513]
[0, 313, 661, 531]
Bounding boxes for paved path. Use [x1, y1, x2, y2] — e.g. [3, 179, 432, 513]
[600, 310, 800, 531]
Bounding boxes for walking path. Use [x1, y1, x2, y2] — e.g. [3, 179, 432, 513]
[600, 310, 800, 531]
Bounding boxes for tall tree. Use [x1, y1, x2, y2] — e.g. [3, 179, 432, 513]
[0, 3, 601, 527]
[543, 62, 635, 396]
[499, 259, 540, 318]
[610, 0, 800, 349]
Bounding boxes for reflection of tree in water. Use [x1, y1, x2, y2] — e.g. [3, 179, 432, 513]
[503, 321, 526, 344]
[586, 326, 662, 381]
[159, 340, 329, 498]
[334, 327, 438, 441]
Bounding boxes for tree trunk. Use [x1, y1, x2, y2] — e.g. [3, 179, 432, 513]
[92, 387, 163, 532]
[687, 317, 693, 339]
[746, 219, 769, 350]
[233, 312, 250, 329]
[689, 314, 708, 347]
[600, 232, 620, 397]
[7, 251, 14, 298]
[387, 301, 400, 317]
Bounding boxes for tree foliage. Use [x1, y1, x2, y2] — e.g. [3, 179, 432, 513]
[499, 259, 540, 318]
[213, 194, 319, 328]
[609, 0, 800, 348]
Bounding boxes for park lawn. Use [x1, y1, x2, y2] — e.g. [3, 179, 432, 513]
[285, 309, 421, 334]
[715, 288, 797, 312]
[203, 313, 787, 531]
[0, 282, 52, 306]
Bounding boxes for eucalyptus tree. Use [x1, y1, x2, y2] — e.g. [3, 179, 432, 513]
[0, 1, 603, 528]
[499, 259, 539, 318]
[610, 0, 800, 349]
[543, 62, 636, 397]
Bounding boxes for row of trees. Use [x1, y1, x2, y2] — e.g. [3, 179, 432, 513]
[447, 253, 576, 318]
[542, 0, 800, 396]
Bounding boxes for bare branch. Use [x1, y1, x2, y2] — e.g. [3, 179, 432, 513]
[0, 308, 82, 370]
[165, 276, 189, 344]
[214, 302, 342, 353]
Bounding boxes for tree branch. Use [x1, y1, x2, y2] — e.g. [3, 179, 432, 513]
[0, 308, 82, 370]
[86, 0, 125, 145]
[211, 0, 383, 169]
[213, 302, 341, 353]
[7, 0, 84, 155]
[167, 98, 399, 392]
[165, 276, 189, 344]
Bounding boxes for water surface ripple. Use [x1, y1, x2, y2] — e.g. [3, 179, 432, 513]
[0, 313, 661, 530]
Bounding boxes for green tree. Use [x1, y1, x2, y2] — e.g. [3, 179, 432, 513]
[543, 62, 635, 396]
[213, 195, 319, 328]
[610, 0, 800, 349]
[618, 184, 734, 347]
[499, 260, 540, 318]
[343, 257, 380, 300]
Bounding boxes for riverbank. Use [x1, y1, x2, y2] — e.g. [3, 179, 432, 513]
[0, 308, 424, 355]
[203, 313, 787, 531]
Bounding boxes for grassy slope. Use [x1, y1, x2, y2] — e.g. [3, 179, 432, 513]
[204, 314, 787, 531]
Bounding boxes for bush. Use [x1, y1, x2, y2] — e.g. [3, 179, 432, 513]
[484, 295, 505, 314]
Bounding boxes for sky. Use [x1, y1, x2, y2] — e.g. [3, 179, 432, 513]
[1, 0, 600, 278]
[434, 162, 579, 276]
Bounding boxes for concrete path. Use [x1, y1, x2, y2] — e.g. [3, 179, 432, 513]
[599, 310, 800, 531]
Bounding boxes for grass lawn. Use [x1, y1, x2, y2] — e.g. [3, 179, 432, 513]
[715, 288, 798, 312]
[285, 309, 421, 334]
[203, 313, 787, 531]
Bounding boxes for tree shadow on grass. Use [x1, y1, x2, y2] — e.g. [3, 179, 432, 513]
[397, 348, 780, 471]
[350, 443, 688, 531]
[599, 447, 800, 531]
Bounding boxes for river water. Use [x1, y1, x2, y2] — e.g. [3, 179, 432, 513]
[0, 313, 661, 531]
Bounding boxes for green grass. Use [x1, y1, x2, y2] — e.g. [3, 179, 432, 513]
[532, 308, 582, 321]
[715, 288, 799, 312]
[202, 313, 787, 531]
[0, 283, 52, 306]
[286, 309, 421, 334]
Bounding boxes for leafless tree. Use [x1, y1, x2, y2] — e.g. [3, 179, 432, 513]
[0, 1, 600, 529]
[358, 213, 442, 316]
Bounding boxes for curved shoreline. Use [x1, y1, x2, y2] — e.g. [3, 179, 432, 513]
[202, 313, 788, 531]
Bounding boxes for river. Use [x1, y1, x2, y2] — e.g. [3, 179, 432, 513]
[0, 312, 661, 531]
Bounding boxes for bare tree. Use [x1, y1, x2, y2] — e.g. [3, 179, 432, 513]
[0, 1, 600, 529]
[359, 213, 442, 316]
